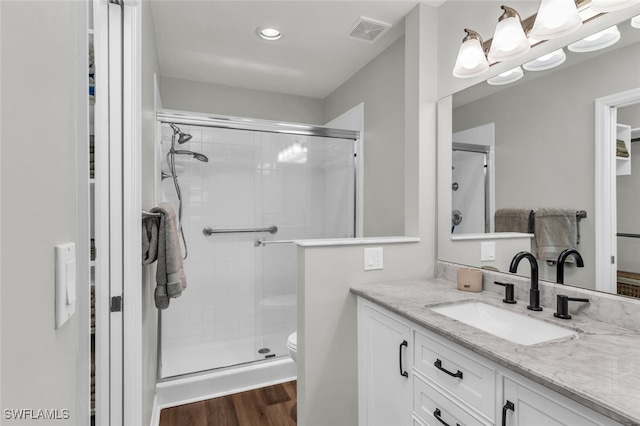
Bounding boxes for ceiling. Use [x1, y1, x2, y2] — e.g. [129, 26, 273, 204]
[149, 1, 434, 99]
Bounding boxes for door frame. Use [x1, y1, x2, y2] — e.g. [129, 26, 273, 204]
[74, 0, 91, 423]
[94, 0, 143, 424]
[595, 88, 640, 294]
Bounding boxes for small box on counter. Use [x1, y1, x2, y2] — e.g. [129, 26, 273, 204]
[457, 268, 483, 292]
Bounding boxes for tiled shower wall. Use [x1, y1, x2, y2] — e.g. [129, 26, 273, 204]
[159, 124, 355, 377]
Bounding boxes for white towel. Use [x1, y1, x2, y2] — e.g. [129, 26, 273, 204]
[143, 204, 187, 309]
[534, 208, 577, 263]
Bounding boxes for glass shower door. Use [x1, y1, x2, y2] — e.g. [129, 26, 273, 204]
[252, 132, 356, 360]
[159, 122, 356, 379]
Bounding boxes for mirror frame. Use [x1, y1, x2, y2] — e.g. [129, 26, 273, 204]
[595, 88, 640, 293]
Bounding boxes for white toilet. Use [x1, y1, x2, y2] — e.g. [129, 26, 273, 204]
[287, 332, 297, 362]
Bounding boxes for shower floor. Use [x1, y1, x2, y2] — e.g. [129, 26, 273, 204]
[161, 329, 293, 379]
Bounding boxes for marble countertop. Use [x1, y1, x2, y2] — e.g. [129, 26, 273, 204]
[351, 278, 640, 426]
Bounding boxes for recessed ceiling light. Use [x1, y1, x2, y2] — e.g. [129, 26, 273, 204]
[256, 26, 282, 41]
[631, 15, 640, 29]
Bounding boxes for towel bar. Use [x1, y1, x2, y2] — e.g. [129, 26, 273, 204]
[142, 210, 161, 219]
[529, 210, 587, 219]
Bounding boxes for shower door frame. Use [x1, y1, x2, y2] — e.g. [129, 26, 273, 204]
[452, 142, 491, 234]
[154, 109, 361, 381]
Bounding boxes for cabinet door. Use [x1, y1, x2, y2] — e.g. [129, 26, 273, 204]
[358, 299, 412, 426]
[502, 378, 617, 426]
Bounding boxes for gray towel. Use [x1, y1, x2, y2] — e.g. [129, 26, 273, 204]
[142, 204, 187, 309]
[142, 217, 158, 265]
[534, 208, 577, 262]
[495, 208, 533, 233]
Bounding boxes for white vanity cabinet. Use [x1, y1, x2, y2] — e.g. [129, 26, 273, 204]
[357, 298, 412, 426]
[357, 297, 623, 426]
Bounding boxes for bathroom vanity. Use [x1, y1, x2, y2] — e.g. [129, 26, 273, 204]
[352, 277, 640, 426]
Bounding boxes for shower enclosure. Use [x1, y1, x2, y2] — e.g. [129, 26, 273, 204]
[156, 111, 358, 379]
[451, 143, 490, 234]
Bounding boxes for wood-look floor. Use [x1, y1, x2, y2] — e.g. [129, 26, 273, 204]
[159, 381, 297, 426]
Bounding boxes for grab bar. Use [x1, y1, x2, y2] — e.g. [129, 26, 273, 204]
[617, 233, 640, 239]
[203, 225, 278, 236]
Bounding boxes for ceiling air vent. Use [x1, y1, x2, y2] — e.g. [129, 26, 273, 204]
[345, 17, 391, 44]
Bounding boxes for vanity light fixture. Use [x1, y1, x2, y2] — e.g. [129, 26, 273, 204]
[568, 25, 620, 52]
[488, 6, 530, 63]
[487, 66, 524, 85]
[523, 48, 566, 71]
[589, 0, 640, 13]
[632, 15, 640, 28]
[452, 29, 490, 78]
[530, 0, 582, 40]
[256, 26, 282, 41]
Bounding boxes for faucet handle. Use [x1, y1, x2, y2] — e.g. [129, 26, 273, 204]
[554, 295, 589, 319]
[494, 281, 516, 304]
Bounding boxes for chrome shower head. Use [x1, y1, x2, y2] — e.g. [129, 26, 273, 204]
[169, 123, 192, 144]
[172, 149, 209, 162]
[192, 152, 208, 162]
[178, 133, 192, 144]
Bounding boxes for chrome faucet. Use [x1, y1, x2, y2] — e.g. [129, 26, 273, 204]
[509, 251, 542, 311]
[556, 249, 584, 285]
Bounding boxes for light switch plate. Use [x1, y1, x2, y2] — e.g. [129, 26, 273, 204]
[364, 247, 383, 271]
[55, 242, 76, 329]
[480, 241, 496, 261]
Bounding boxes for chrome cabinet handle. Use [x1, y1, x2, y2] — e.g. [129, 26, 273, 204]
[434, 359, 463, 379]
[433, 408, 460, 426]
[502, 400, 515, 426]
[399, 340, 408, 378]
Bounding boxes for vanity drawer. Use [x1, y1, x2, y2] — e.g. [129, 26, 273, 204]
[414, 376, 488, 426]
[414, 329, 495, 421]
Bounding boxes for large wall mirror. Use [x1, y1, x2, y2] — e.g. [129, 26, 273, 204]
[438, 12, 640, 298]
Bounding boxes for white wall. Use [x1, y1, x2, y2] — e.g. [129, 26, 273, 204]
[160, 76, 325, 125]
[141, 1, 161, 424]
[1, 1, 80, 423]
[297, 241, 424, 426]
[324, 37, 406, 237]
[296, 4, 439, 425]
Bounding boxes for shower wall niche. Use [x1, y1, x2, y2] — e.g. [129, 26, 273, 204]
[158, 117, 356, 379]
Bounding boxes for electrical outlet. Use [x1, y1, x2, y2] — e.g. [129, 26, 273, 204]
[364, 247, 383, 271]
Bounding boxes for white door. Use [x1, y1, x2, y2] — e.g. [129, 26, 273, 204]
[94, 1, 142, 424]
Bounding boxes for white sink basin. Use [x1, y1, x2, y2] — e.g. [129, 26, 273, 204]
[430, 301, 576, 346]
